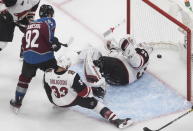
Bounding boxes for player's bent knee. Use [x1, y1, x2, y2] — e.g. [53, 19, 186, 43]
[79, 97, 98, 109]
[87, 97, 98, 109]
[0, 42, 8, 51]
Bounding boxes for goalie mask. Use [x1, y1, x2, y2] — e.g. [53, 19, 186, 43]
[39, 4, 54, 18]
[57, 56, 72, 69]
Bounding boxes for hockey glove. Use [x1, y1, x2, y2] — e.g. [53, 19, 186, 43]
[92, 87, 105, 99]
[17, 17, 31, 26]
[52, 37, 61, 52]
[15, 22, 27, 33]
[15, 15, 34, 33]
[0, 10, 13, 23]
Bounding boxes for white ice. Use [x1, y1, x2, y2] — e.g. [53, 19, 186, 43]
[0, 0, 193, 131]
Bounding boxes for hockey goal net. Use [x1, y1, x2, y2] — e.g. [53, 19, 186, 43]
[127, 0, 192, 101]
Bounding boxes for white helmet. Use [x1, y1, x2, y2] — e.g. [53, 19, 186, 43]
[57, 56, 72, 69]
[119, 34, 135, 51]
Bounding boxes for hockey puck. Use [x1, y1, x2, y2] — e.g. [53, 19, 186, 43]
[157, 54, 162, 59]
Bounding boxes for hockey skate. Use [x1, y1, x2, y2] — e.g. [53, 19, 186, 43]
[10, 99, 21, 114]
[110, 118, 134, 128]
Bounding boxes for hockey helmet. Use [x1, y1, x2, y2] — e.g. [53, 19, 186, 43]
[3, 0, 17, 7]
[39, 4, 54, 18]
[57, 56, 72, 69]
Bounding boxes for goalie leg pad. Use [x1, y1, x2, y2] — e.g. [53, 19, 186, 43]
[84, 48, 103, 84]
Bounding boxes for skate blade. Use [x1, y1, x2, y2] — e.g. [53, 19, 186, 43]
[10, 105, 20, 114]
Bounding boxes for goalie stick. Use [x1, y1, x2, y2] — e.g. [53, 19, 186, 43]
[103, 19, 126, 37]
[143, 106, 193, 131]
[143, 41, 193, 62]
[60, 37, 74, 47]
[142, 42, 179, 50]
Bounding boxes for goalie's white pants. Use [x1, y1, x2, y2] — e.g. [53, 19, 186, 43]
[0, 42, 8, 51]
[83, 48, 106, 90]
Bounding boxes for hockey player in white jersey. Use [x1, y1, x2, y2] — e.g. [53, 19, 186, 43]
[43, 56, 134, 129]
[82, 34, 150, 86]
[0, 0, 40, 51]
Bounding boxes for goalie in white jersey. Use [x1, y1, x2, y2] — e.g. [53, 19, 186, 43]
[81, 34, 150, 87]
[43, 56, 134, 129]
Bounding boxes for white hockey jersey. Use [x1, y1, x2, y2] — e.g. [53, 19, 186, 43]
[44, 69, 92, 107]
[1, 0, 40, 21]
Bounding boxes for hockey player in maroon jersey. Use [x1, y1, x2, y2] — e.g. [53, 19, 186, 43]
[10, 4, 65, 111]
[81, 35, 151, 87]
[0, 0, 40, 51]
[43, 56, 134, 129]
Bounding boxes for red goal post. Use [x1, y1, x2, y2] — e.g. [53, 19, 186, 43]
[127, 0, 192, 101]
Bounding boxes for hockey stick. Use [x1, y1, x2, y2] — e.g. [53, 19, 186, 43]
[143, 106, 193, 131]
[60, 37, 74, 47]
[103, 19, 126, 37]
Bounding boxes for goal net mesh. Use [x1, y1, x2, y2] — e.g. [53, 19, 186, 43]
[128, 0, 192, 101]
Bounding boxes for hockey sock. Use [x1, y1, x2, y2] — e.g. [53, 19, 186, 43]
[15, 74, 32, 104]
[99, 107, 118, 121]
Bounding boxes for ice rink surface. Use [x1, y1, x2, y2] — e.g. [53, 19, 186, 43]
[0, 0, 193, 131]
